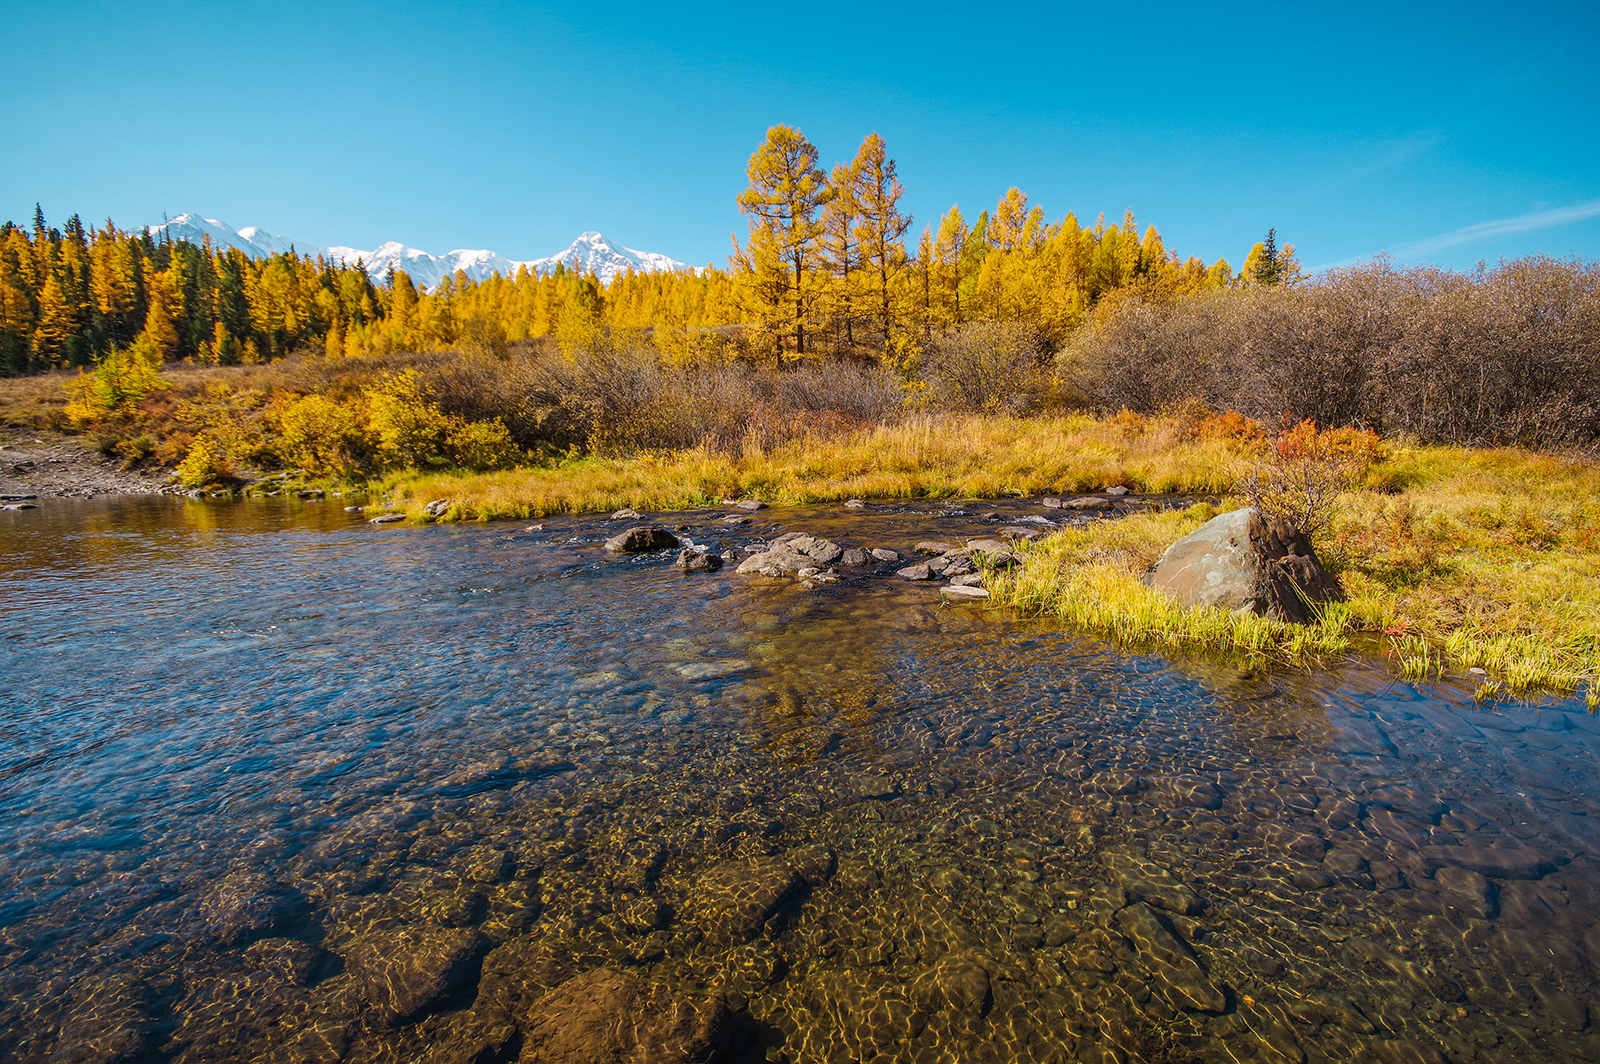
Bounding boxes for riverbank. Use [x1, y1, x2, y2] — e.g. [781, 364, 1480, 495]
[0, 430, 178, 498]
[378, 425, 1599, 704]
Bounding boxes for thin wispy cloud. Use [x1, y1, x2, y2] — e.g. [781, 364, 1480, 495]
[1388, 199, 1600, 258]
[1309, 198, 1600, 273]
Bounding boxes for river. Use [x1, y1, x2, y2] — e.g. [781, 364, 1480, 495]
[1, 497, 1596, 1064]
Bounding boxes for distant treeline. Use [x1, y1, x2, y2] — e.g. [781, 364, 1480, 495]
[10, 125, 1599, 454]
[3, 129, 1275, 376]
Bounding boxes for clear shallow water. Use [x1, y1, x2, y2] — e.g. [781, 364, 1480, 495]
[1, 497, 1597, 1064]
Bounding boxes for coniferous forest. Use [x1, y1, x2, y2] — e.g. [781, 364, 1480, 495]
[3, 124, 1597, 471]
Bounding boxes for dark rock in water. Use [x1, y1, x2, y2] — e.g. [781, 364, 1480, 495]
[604, 526, 680, 553]
[2, 501, 40, 510]
[50, 974, 155, 1064]
[896, 562, 934, 581]
[1042, 497, 1064, 508]
[1103, 852, 1202, 915]
[1420, 842, 1561, 880]
[1115, 902, 1226, 1012]
[348, 926, 487, 1020]
[685, 860, 805, 944]
[243, 938, 329, 986]
[1142, 507, 1342, 622]
[608, 507, 642, 520]
[914, 540, 957, 555]
[912, 953, 992, 1016]
[721, 515, 752, 525]
[520, 968, 733, 1064]
[839, 547, 869, 566]
[200, 873, 306, 944]
[728, 499, 767, 510]
[676, 548, 724, 572]
[369, 513, 405, 524]
[786, 844, 837, 886]
[869, 547, 901, 562]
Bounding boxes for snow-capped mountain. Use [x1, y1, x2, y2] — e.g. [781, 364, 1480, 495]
[139, 214, 686, 287]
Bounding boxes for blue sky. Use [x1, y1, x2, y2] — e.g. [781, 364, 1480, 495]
[4, 1, 1596, 274]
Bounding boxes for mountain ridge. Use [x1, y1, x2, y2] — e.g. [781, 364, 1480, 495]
[138, 214, 688, 287]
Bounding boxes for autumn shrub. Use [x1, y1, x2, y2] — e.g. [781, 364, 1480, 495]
[175, 434, 237, 488]
[1065, 256, 1600, 447]
[1239, 420, 1380, 539]
[64, 335, 169, 422]
[366, 369, 453, 468]
[275, 394, 365, 477]
[919, 321, 1049, 413]
[446, 418, 523, 471]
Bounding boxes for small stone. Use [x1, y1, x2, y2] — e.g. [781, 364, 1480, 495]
[424, 499, 457, 518]
[896, 563, 935, 581]
[1063, 496, 1113, 511]
[609, 507, 642, 520]
[998, 526, 1044, 541]
[914, 540, 957, 555]
[676, 548, 724, 572]
[735, 549, 814, 577]
[869, 547, 901, 562]
[941, 585, 990, 602]
[344, 505, 364, 513]
[1042, 497, 1064, 508]
[1469, 667, 1487, 676]
[369, 513, 405, 524]
[949, 572, 986, 587]
[523, 524, 543, 531]
[965, 538, 1010, 553]
[843, 499, 867, 508]
[722, 516, 752, 525]
[839, 547, 869, 566]
[605, 526, 680, 553]
[1105, 485, 1131, 496]
[729, 499, 767, 510]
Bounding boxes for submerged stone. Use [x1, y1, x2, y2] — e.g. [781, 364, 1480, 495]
[520, 968, 733, 1064]
[347, 926, 487, 1020]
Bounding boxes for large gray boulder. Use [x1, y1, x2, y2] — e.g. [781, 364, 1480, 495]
[1141, 507, 1342, 622]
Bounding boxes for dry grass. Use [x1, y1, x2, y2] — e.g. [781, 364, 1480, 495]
[986, 442, 1599, 705]
[378, 411, 1252, 518]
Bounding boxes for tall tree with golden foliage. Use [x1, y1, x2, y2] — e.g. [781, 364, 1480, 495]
[732, 124, 832, 358]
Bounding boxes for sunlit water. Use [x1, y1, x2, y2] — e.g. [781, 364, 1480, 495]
[2, 497, 1597, 1064]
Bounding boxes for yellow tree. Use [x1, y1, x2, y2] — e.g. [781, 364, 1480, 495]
[931, 205, 968, 326]
[733, 125, 831, 358]
[848, 132, 913, 358]
[820, 154, 863, 351]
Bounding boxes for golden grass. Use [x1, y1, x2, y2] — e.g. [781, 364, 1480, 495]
[986, 443, 1600, 705]
[380, 412, 1248, 519]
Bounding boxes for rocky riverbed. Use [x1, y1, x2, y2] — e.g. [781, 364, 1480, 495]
[1, 497, 1597, 1064]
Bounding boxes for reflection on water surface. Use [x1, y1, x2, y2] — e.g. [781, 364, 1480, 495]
[2, 497, 1597, 1064]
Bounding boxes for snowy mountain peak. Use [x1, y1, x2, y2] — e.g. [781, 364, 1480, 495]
[138, 214, 685, 288]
